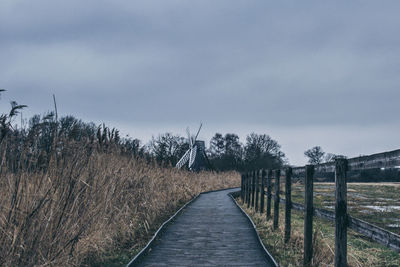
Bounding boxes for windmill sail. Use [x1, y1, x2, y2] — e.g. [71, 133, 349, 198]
[176, 123, 209, 171]
[188, 145, 197, 168]
[194, 123, 202, 142]
[176, 149, 191, 169]
[186, 127, 193, 147]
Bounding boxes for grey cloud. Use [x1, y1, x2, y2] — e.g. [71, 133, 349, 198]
[1, 0, 400, 164]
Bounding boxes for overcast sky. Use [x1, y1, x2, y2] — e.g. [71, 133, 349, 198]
[1, 1, 400, 165]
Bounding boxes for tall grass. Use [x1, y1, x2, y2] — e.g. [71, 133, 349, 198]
[0, 139, 240, 266]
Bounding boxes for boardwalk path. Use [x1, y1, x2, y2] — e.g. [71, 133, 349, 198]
[132, 188, 276, 267]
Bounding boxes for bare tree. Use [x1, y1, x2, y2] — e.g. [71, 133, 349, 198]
[244, 133, 284, 169]
[325, 153, 337, 162]
[304, 146, 325, 164]
[148, 133, 188, 166]
[209, 133, 224, 157]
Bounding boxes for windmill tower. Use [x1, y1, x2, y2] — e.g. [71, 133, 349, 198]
[176, 124, 212, 172]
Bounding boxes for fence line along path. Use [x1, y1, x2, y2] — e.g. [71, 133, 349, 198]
[133, 188, 276, 267]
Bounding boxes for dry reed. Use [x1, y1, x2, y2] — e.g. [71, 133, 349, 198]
[0, 140, 240, 266]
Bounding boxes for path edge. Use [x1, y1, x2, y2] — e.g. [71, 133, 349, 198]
[126, 186, 240, 267]
[229, 191, 279, 267]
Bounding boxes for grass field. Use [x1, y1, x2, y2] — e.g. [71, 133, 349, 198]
[238, 197, 400, 267]
[289, 182, 400, 235]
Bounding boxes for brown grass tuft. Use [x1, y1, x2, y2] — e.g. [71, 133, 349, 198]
[0, 140, 240, 266]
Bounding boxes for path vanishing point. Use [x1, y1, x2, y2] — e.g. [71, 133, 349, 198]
[129, 188, 276, 267]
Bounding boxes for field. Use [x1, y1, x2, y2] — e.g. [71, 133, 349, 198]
[289, 182, 400, 235]
[0, 141, 240, 266]
[238, 197, 400, 267]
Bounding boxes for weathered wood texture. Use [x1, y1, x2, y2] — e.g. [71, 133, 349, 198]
[285, 168, 292, 243]
[247, 173, 251, 208]
[135, 189, 276, 267]
[251, 171, 255, 208]
[335, 158, 348, 267]
[273, 169, 280, 230]
[255, 170, 259, 212]
[241, 174, 244, 201]
[304, 165, 314, 267]
[348, 217, 400, 252]
[260, 169, 265, 214]
[266, 169, 272, 220]
[272, 196, 400, 252]
[239, 147, 400, 265]
[292, 148, 400, 176]
[244, 174, 248, 204]
[244, 174, 249, 203]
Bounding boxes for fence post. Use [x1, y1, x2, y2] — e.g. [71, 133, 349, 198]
[251, 171, 256, 208]
[255, 170, 260, 212]
[304, 165, 314, 267]
[241, 174, 244, 201]
[335, 158, 348, 267]
[285, 167, 292, 243]
[247, 172, 251, 208]
[260, 169, 265, 214]
[273, 169, 280, 230]
[266, 169, 272, 220]
[244, 173, 248, 204]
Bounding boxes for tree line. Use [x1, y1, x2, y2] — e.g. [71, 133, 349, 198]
[0, 91, 286, 172]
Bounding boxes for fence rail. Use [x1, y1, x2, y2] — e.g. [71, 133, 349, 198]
[241, 147, 400, 267]
[277, 196, 400, 252]
[292, 148, 400, 176]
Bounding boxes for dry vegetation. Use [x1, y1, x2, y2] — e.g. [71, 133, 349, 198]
[238, 198, 400, 267]
[0, 140, 240, 266]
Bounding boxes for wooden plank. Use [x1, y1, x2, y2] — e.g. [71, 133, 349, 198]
[273, 169, 280, 230]
[266, 169, 272, 220]
[292, 201, 305, 212]
[278, 197, 334, 220]
[260, 169, 265, 214]
[285, 168, 292, 243]
[314, 207, 335, 221]
[294, 162, 335, 176]
[134, 189, 277, 266]
[255, 170, 260, 212]
[247, 172, 251, 209]
[348, 216, 400, 252]
[273, 195, 400, 253]
[241, 174, 244, 201]
[243, 173, 248, 203]
[335, 158, 348, 267]
[304, 165, 314, 267]
[251, 171, 255, 208]
[243, 174, 246, 203]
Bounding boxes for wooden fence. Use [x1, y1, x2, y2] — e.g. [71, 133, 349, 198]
[240, 148, 400, 267]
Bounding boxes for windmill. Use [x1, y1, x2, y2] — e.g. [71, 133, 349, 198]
[176, 124, 212, 171]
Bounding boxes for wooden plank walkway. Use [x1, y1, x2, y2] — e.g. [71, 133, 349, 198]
[133, 188, 276, 267]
